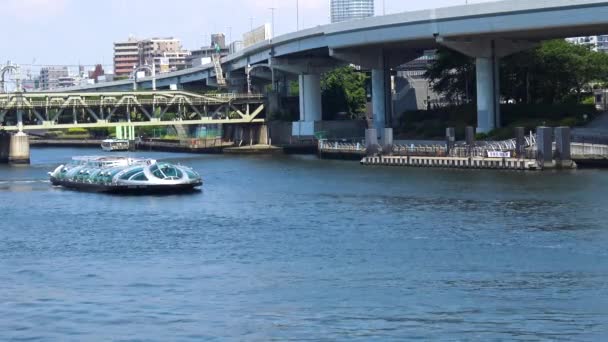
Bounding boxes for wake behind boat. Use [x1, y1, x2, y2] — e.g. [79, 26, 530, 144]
[48, 156, 202, 194]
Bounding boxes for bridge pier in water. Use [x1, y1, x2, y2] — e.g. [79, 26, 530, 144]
[0, 131, 30, 165]
[9, 132, 30, 164]
[0, 132, 10, 163]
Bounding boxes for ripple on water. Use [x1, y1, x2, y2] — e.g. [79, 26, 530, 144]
[0, 148, 607, 340]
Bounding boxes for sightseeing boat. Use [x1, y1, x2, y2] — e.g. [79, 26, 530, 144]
[48, 156, 202, 194]
[101, 139, 130, 152]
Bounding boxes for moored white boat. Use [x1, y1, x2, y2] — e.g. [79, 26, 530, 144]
[101, 139, 130, 152]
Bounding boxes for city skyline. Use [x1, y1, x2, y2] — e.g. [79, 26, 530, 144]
[1, 0, 497, 67]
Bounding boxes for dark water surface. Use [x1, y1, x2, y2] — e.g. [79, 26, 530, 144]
[1, 148, 607, 341]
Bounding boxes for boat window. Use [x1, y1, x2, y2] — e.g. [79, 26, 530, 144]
[184, 169, 199, 180]
[150, 164, 166, 179]
[161, 165, 183, 178]
[150, 163, 183, 180]
[120, 167, 144, 180]
[130, 172, 148, 181]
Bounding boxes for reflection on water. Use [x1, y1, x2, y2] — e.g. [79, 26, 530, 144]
[0, 147, 607, 340]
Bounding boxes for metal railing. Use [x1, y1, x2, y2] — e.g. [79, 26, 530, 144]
[318, 139, 365, 152]
[571, 143, 608, 156]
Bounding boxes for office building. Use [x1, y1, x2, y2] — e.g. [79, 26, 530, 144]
[330, 0, 374, 23]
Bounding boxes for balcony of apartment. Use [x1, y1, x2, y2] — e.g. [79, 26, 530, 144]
[114, 56, 139, 62]
[114, 51, 140, 56]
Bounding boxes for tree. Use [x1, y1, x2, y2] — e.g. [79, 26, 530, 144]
[321, 66, 368, 120]
[424, 48, 475, 104]
[426, 39, 608, 105]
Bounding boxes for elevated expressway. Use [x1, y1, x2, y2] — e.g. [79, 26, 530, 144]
[49, 0, 608, 134]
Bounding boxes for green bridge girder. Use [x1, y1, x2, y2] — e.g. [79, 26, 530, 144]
[0, 90, 266, 131]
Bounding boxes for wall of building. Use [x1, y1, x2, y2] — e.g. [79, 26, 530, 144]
[330, 0, 374, 23]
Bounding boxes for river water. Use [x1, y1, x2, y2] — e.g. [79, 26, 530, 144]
[1, 147, 607, 341]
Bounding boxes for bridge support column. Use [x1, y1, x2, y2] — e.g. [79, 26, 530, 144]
[436, 37, 538, 134]
[536, 126, 553, 169]
[475, 55, 500, 134]
[555, 126, 573, 168]
[299, 74, 322, 122]
[293, 74, 322, 137]
[115, 125, 135, 140]
[9, 132, 30, 164]
[372, 65, 391, 135]
[0, 131, 10, 163]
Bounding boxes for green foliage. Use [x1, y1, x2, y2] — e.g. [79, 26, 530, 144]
[424, 49, 475, 104]
[289, 80, 299, 96]
[397, 103, 596, 139]
[87, 127, 112, 138]
[66, 127, 88, 135]
[581, 96, 595, 105]
[321, 66, 368, 120]
[426, 39, 608, 105]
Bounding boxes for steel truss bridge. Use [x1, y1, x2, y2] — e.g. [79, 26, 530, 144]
[0, 90, 266, 131]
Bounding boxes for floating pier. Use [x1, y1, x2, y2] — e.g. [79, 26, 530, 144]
[361, 155, 540, 170]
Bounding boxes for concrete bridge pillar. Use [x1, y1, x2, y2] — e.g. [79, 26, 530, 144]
[372, 67, 390, 134]
[365, 128, 379, 155]
[293, 74, 322, 137]
[9, 132, 30, 164]
[536, 126, 553, 168]
[0, 132, 10, 163]
[555, 126, 573, 167]
[476, 56, 500, 134]
[436, 37, 538, 134]
[299, 74, 322, 122]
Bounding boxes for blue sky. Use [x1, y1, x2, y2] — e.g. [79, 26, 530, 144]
[1, 0, 495, 68]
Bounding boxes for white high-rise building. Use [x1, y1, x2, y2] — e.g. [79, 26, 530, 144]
[330, 0, 374, 23]
[566, 35, 608, 53]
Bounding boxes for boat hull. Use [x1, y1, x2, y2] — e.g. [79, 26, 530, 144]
[50, 177, 202, 194]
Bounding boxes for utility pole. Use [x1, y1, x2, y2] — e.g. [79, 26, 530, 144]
[249, 17, 254, 31]
[383, 0, 386, 15]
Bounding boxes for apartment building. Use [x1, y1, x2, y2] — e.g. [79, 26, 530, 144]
[114, 37, 190, 77]
[39, 67, 69, 90]
[113, 37, 142, 77]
